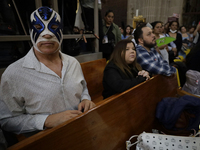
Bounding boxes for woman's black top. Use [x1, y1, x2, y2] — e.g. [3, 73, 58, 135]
[186, 42, 200, 72]
[172, 32, 182, 56]
[102, 61, 146, 99]
[101, 24, 115, 54]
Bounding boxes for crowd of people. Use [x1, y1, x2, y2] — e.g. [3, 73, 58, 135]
[102, 16, 200, 92]
[0, 6, 200, 149]
[100, 9, 200, 97]
[105, 19, 199, 62]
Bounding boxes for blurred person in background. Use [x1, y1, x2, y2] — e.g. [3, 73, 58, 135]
[151, 21, 169, 63]
[188, 26, 195, 44]
[121, 25, 132, 40]
[180, 25, 191, 49]
[167, 21, 182, 57]
[100, 10, 121, 60]
[193, 23, 200, 45]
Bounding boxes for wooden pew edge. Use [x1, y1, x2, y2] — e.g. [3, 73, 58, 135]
[8, 75, 157, 149]
[95, 75, 156, 106]
[80, 58, 107, 66]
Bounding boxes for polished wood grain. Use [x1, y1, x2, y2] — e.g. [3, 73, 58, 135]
[8, 74, 178, 150]
[80, 58, 107, 104]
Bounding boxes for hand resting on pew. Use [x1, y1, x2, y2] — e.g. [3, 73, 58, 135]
[44, 99, 95, 128]
[138, 70, 150, 80]
[78, 99, 96, 112]
[44, 110, 82, 128]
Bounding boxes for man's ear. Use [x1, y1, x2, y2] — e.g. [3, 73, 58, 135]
[138, 38, 143, 44]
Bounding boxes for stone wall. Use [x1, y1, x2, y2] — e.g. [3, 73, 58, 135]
[127, 0, 185, 27]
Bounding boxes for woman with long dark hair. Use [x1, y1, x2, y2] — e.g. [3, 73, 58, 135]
[180, 26, 191, 48]
[102, 39, 150, 99]
[121, 25, 132, 40]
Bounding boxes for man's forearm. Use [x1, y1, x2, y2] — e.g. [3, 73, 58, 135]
[0, 114, 48, 134]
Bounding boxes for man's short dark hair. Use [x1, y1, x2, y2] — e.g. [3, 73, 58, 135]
[134, 24, 146, 44]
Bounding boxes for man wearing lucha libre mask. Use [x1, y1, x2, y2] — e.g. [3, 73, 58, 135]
[0, 6, 95, 136]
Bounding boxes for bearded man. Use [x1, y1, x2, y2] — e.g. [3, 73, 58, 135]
[134, 25, 176, 76]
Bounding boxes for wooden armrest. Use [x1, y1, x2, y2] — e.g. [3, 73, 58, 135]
[177, 87, 200, 98]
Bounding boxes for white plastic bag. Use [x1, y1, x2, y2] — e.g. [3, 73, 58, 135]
[126, 132, 200, 150]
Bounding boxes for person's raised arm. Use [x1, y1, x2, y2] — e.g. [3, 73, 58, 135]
[193, 24, 200, 37]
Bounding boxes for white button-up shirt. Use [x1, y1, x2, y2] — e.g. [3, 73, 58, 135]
[0, 48, 91, 134]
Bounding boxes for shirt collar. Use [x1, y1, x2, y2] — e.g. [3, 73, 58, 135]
[22, 47, 68, 73]
[22, 47, 41, 71]
[137, 44, 155, 52]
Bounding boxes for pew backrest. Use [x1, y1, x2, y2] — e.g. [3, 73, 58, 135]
[8, 74, 178, 150]
[80, 58, 107, 103]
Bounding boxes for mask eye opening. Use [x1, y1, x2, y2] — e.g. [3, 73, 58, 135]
[34, 24, 42, 30]
[51, 25, 58, 30]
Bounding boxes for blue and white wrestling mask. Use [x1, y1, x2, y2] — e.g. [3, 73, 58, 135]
[30, 6, 63, 53]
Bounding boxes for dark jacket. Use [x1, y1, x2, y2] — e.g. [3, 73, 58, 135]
[174, 32, 182, 56]
[102, 61, 146, 99]
[102, 20, 121, 45]
[168, 32, 182, 56]
[156, 95, 200, 132]
[186, 42, 200, 72]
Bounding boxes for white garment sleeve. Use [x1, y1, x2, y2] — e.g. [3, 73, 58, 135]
[193, 32, 199, 44]
[78, 64, 91, 101]
[80, 79, 91, 101]
[0, 100, 48, 134]
[0, 75, 48, 134]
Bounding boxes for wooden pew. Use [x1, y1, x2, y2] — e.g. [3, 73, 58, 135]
[8, 74, 178, 150]
[80, 58, 107, 104]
